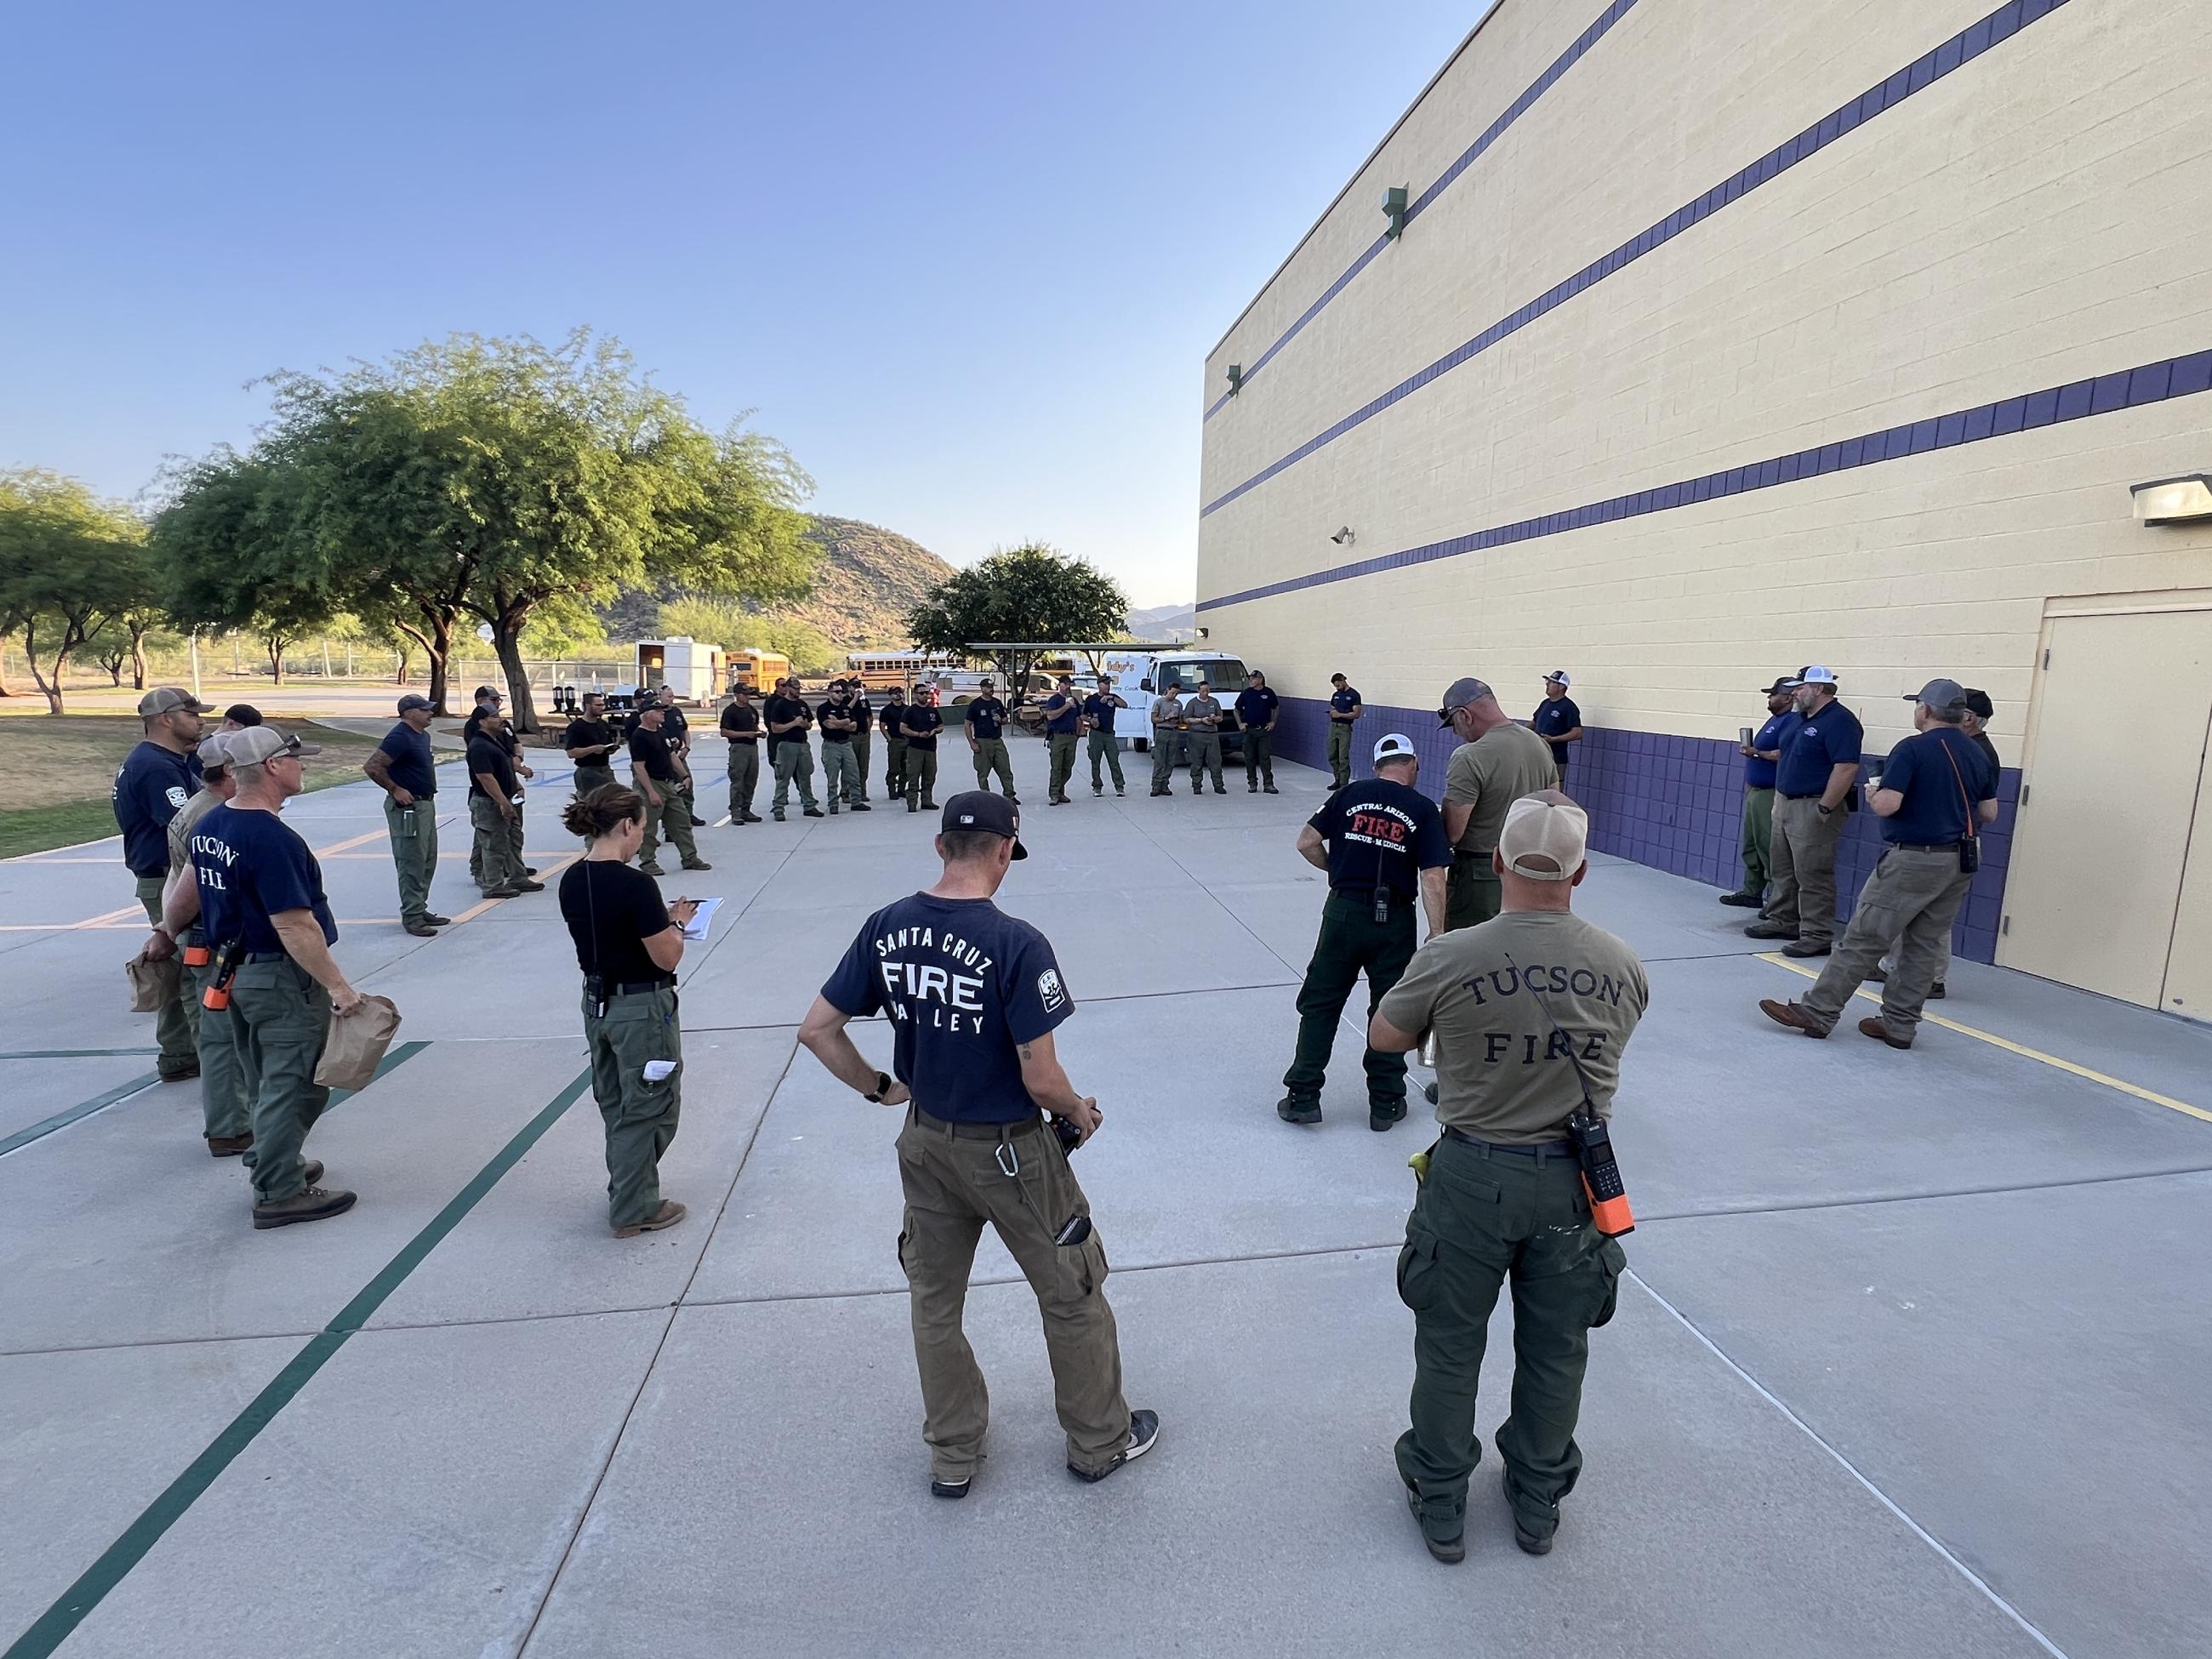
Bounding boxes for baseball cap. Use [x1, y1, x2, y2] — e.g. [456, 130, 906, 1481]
[139, 687, 211, 717]
[195, 730, 237, 773]
[1498, 791, 1588, 881]
[1904, 677, 1968, 715]
[1544, 670, 1572, 687]
[1963, 687, 1994, 721]
[1797, 665, 1839, 687]
[1330, 671, 1347, 683]
[222, 703, 263, 727]
[224, 726, 324, 764]
[1373, 733, 1417, 765]
[474, 684, 500, 700]
[940, 790, 1027, 860]
[1760, 676, 1799, 695]
[1437, 676, 1493, 724]
[396, 693, 433, 714]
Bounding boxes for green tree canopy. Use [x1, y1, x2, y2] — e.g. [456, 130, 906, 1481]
[0, 469, 160, 712]
[904, 543, 1128, 699]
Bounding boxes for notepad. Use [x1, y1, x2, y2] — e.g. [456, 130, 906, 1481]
[678, 896, 721, 940]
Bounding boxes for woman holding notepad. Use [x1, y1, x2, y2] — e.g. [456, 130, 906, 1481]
[558, 784, 699, 1238]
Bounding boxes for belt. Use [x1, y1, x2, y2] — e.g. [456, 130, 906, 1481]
[1443, 1126, 1576, 1157]
[590, 974, 677, 996]
[913, 1106, 1043, 1140]
[242, 951, 290, 964]
[1452, 848, 1496, 862]
[1887, 841, 1963, 853]
[1779, 791, 1818, 800]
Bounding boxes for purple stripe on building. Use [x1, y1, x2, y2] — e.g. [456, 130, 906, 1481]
[1268, 696, 2015, 965]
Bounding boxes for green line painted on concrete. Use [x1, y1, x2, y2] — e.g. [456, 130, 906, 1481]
[0, 1048, 160, 1060]
[3, 1069, 593, 1659]
[328, 1038, 430, 1109]
[0, 1074, 162, 1159]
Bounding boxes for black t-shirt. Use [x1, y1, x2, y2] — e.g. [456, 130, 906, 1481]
[1532, 696, 1582, 763]
[966, 698, 1006, 740]
[1971, 731, 2000, 771]
[882, 700, 909, 739]
[464, 704, 521, 757]
[821, 892, 1073, 1123]
[655, 704, 689, 742]
[763, 694, 809, 751]
[852, 699, 874, 734]
[902, 705, 943, 751]
[1308, 778, 1452, 899]
[558, 860, 672, 985]
[719, 703, 761, 744]
[563, 718, 619, 765]
[818, 699, 860, 742]
[628, 726, 680, 782]
[466, 733, 519, 801]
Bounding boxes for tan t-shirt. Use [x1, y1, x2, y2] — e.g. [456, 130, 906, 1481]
[1379, 909, 1648, 1143]
[166, 788, 224, 877]
[1442, 724, 1559, 853]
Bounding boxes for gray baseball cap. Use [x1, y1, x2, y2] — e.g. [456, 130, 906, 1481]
[1905, 678, 1968, 715]
[139, 686, 212, 717]
[224, 726, 324, 764]
[396, 693, 433, 714]
[1437, 677, 1494, 724]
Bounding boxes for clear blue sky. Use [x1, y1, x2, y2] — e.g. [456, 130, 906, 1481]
[1, 0, 1490, 607]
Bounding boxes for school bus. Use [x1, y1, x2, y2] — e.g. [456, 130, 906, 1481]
[846, 651, 966, 692]
[727, 648, 792, 693]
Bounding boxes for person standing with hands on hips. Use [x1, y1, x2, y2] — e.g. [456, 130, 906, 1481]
[1746, 666, 1862, 957]
[797, 792, 1160, 1498]
[1531, 672, 1582, 784]
[560, 785, 698, 1237]
[364, 693, 450, 936]
[1236, 670, 1281, 794]
[169, 726, 368, 1230]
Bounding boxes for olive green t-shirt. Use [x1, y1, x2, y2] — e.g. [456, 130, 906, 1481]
[1379, 909, 1648, 1143]
[1442, 724, 1559, 853]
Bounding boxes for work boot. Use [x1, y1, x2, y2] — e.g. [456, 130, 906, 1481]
[404, 921, 440, 937]
[741, 812, 764, 824]
[1213, 785, 1228, 795]
[1758, 999, 1828, 1038]
[1930, 981, 1946, 999]
[921, 797, 937, 810]
[1067, 1409, 1160, 1483]
[1115, 788, 1125, 797]
[523, 866, 539, 877]
[207, 1133, 254, 1158]
[512, 879, 547, 893]
[851, 802, 873, 812]
[1405, 1485, 1466, 1565]
[251, 1186, 359, 1230]
[1857, 1016, 1912, 1050]
[930, 1473, 972, 1501]
[1743, 921, 1796, 939]
[1718, 890, 1763, 907]
[1503, 1468, 1552, 1555]
[1781, 939, 1829, 958]
[1248, 782, 1258, 793]
[636, 865, 664, 877]
[300, 1160, 323, 1186]
[613, 1200, 687, 1239]
[802, 807, 826, 819]
[423, 913, 453, 926]
[907, 800, 920, 813]
[483, 884, 524, 898]
[1150, 788, 1169, 797]
[1369, 1099, 1406, 1132]
[1092, 785, 1103, 796]
[1263, 784, 1279, 795]
[160, 1059, 201, 1082]
[1275, 1095, 1322, 1126]
[681, 859, 713, 871]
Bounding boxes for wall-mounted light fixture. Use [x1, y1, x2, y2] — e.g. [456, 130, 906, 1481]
[2132, 474, 2212, 524]
[1226, 363, 1242, 396]
[1197, 626, 1211, 640]
[1329, 526, 1355, 546]
[1382, 185, 1408, 240]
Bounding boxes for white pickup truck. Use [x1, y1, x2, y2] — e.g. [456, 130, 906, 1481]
[1099, 650, 1253, 755]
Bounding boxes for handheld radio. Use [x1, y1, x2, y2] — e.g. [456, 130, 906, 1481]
[1501, 952, 1634, 1238]
[200, 938, 242, 1012]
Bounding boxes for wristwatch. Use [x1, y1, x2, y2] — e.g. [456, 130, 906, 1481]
[864, 1070, 892, 1103]
[1816, 803, 1834, 817]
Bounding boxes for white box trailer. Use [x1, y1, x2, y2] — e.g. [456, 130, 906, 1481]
[630, 637, 725, 705]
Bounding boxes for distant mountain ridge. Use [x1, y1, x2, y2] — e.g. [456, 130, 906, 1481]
[1126, 602, 1195, 640]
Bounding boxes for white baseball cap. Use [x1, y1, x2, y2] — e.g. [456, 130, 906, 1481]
[1544, 670, 1571, 687]
[1499, 791, 1588, 881]
[1798, 664, 1839, 686]
[1373, 733, 1417, 764]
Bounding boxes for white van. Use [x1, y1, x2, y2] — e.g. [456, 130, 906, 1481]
[1103, 650, 1252, 754]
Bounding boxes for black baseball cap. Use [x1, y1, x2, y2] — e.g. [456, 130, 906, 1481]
[1963, 687, 1993, 720]
[1759, 676, 1798, 695]
[221, 702, 263, 727]
[940, 790, 1027, 859]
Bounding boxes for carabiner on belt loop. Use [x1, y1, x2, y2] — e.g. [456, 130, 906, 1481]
[995, 1135, 1021, 1179]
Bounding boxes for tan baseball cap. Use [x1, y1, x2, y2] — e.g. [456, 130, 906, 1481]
[1498, 790, 1588, 881]
[223, 726, 323, 765]
[139, 687, 212, 717]
[194, 730, 237, 773]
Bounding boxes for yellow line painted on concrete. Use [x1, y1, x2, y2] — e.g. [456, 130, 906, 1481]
[309, 829, 388, 855]
[1757, 953, 2212, 1126]
[444, 851, 584, 926]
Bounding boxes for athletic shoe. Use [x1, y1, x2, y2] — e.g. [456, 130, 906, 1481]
[251, 1186, 358, 1230]
[930, 1474, 972, 1500]
[1068, 1410, 1160, 1483]
[613, 1200, 687, 1238]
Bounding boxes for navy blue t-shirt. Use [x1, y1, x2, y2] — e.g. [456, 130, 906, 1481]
[1082, 693, 1120, 735]
[1776, 699, 1864, 796]
[1746, 710, 1801, 790]
[189, 803, 337, 955]
[1042, 692, 1080, 734]
[821, 892, 1073, 1123]
[114, 741, 202, 877]
[1531, 696, 1582, 763]
[965, 698, 1006, 740]
[903, 705, 943, 751]
[1878, 727, 1996, 846]
[378, 721, 438, 797]
[1235, 687, 1280, 729]
[1309, 778, 1451, 900]
[1329, 687, 1361, 721]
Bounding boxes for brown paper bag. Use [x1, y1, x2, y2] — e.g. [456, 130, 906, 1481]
[314, 994, 402, 1091]
[127, 949, 181, 1012]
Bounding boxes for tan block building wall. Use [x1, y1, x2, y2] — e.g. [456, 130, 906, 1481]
[1193, 0, 2212, 1007]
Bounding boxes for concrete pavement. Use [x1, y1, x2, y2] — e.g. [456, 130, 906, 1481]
[3, 736, 2207, 1658]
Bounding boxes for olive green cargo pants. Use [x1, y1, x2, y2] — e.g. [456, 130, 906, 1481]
[582, 984, 682, 1229]
[848, 732, 871, 802]
[1149, 730, 1183, 791]
[1736, 784, 1775, 898]
[895, 1109, 1130, 1480]
[1445, 852, 1502, 931]
[1243, 728, 1275, 789]
[572, 763, 616, 800]
[972, 736, 1015, 797]
[904, 748, 938, 809]
[1186, 732, 1223, 791]
[819, 740, 861, 813]
[1327, 721, 1355, 790]
[470, 795, 524, 892]
[722, 745, 758, 819]
[1047, 732, 1078, 801]
[383, 796, 439, 927]
[186, 932, 254, 1142]
[1396, 1134, 1626, 1548]
[1283, 891, 1417, 1109]
[137, 876, 199, 1075]
[772, 742, 818, 815]
[1087, 730, 1124, 793]
[229, 957, 334, 1204]
[640, 789, 700, 868]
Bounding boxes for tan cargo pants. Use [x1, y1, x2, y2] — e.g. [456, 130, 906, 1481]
[895, 1108, 1130, 1480]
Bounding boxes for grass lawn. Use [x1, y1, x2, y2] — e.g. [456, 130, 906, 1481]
[0, 715, 391, 859]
